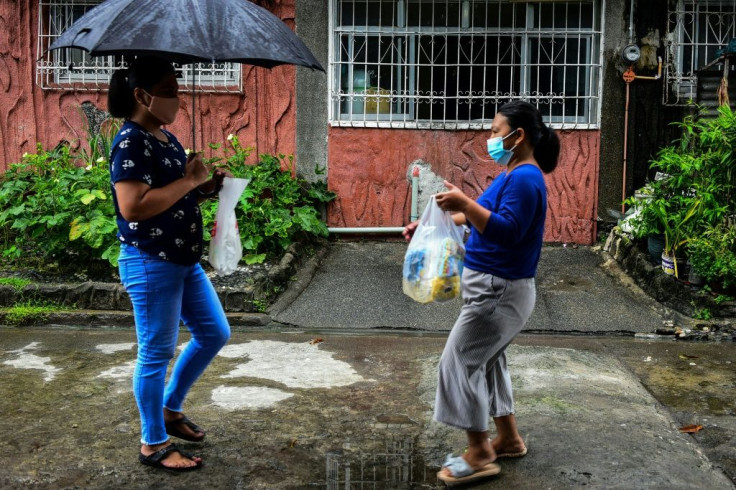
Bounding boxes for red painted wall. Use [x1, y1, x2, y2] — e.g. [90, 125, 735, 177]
[0, 0, 296, 172]
[327, 128, 600, 245]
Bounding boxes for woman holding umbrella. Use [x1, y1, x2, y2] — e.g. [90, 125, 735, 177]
[108, 56, 229, 471]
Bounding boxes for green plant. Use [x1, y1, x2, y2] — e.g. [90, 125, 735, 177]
[203, 134, 335, 263]
[687, 223, 736, 293]
[714, 294, 734, 304]
[0, 278, 32, 291]
[692, 305, 712, 321]
[0, 119, 334, 276]
[252, 298, 269, 313]
[627, 105, 736, 281]
[0, 140, 119, 271]
[2, 301, 60, 326]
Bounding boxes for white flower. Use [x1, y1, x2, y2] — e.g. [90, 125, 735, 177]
[184, 148, 192, 155]
[85, 165, 93, 171]
[22, 152, 29, 158]
[227, 134, 235, 141]
[96, 157, 106, 163]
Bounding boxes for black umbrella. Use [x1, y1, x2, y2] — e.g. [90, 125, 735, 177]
[49, 0, 324, 147]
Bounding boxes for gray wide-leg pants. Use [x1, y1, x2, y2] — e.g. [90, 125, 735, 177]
[434, 268, 536, 431]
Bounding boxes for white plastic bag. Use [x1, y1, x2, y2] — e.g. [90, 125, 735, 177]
[402, 195, 466, 303]
[208, 177, 250, 276]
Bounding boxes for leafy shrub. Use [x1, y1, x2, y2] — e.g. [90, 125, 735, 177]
[0, 120, 334, 274]
[687, 224, 736, 293]
[0, 142, 118, 274]
[204, 134, 335, 264]
[625, 105, 736, 286]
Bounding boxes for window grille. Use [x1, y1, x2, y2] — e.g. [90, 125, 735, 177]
[330, 0, 602, 130]
[36, 0, 242, 93]
[665, 0, 736, 106]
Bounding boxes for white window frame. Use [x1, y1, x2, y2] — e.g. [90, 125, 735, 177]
[665, 0, 736, 106]
[329, 0, 603, 130]
[36, 0, 242, 93]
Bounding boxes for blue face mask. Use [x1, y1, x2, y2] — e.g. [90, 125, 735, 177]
[486, 129, 518, 166]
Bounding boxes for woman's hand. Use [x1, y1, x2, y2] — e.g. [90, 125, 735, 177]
[184, 152, 210, 187]
[402, 221, 419, 242]
[435, 180, 471, 213]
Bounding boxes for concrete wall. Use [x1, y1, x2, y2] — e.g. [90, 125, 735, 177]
[327, 128, 600, 244]
[295, 0, 329, 183]
[599, 0, 688, 222]
[598, 0, 628, 221]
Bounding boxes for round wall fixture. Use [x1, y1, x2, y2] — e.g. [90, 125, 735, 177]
[622, 44, 641, 64]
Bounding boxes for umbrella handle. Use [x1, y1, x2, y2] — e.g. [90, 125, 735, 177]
[191, 64, 196, 152]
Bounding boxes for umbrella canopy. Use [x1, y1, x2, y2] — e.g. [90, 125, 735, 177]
[48, 0, 323, 71]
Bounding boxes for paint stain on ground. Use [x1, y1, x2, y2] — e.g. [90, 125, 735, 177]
[218, 340, 368, 388]
[3, 342, 61, 382]
[95, 343, 135, 354]
[211, 385, 294, 409]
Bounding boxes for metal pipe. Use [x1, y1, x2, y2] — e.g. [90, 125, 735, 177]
[328, 227, 404, 234]
[623, 86, 630, 214]
[327, 165, 420, 235]
[633, 57, 662, 81]
[628, 0, 635, 44]
[410, 165, 420, 221]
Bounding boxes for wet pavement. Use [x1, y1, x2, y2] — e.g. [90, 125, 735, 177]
[1, 328, 734, 489]
[1, 241, 735, 489]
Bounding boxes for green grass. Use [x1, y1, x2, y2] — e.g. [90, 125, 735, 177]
[0, 277, 32, 291]
[2, 301, 60, 326]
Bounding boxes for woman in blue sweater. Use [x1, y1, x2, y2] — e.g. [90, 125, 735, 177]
[404, 101, 559, 485]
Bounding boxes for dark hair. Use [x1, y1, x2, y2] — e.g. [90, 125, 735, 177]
[498, 101, 560, 174]
[107, 57, 176, 118]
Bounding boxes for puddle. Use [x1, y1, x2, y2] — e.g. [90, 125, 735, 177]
[546, 274, 594, 292]
[324, 438, 436, 488]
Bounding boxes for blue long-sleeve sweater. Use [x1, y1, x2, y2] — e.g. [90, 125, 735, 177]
[464, 164, 547, 279]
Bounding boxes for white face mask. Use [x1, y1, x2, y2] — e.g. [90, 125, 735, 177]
[143, 91, 179, 125]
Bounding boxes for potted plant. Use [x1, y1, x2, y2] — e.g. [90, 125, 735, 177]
[648, 195, 702, 278]
[623, 185, 664, 264]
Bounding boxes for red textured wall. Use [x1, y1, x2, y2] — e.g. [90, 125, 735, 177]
[0, 0, 296, 172]
[327, 128, 600, 245]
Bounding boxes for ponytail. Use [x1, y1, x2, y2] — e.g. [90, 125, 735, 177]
[534, 124, 560, 174]
[498, 101, 560, 174]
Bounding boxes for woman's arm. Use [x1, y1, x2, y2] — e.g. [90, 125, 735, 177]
[115, 153, 209, 222]
[435, 181, 491, 233]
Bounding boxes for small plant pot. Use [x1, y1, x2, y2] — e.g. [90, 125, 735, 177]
[661, 252, 675, 276]
[647, 234, 665, 264]
[686, 259, 704, 287]
[661, 252, 686, 278]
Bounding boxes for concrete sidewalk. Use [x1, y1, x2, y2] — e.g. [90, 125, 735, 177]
[1, 241, 734, 489]
[0, 328, 733, 489]
[273, 241, 671, 334]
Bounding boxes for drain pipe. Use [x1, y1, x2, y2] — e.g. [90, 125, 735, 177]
[327, 165, 420, 235]
[410, 165, 420, 221]
[622, 57, 662, 213]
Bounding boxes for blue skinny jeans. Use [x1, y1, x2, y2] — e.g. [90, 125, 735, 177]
[119, 243, 230, 445]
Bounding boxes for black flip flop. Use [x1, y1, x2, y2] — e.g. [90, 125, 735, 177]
[139, 443, 202, 472]
[165, 415, 206, 442]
